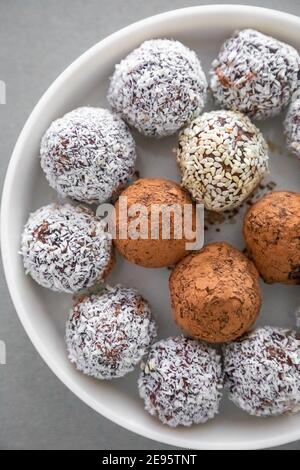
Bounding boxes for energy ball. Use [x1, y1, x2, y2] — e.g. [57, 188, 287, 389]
[66, 285, 157, 379]
[138, 336, 223, 426]
[223, 326, 300, 417]
[210, 29, 300, 120]
[21, 203, 113, 293]
[108, 39, 207, 137]
[177, 110, 268, 212]
[284, 97, 300, 158]
[243, 191, 300, 284]
[40, 107, 137, 204]
[169, 242, 262, 343]
[114, 178, 196, 268]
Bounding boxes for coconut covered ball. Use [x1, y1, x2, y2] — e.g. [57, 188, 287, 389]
[210, 29, 300, 120]
[138, 336, 223, 426]
[66, 285, 157, 379]
[284, 97, 300, 159]
[243, 191, 300, 284]
[177, 110, 268, 212]
[224, 326, 300, 417]
[169, 242, 262, 343]
[108, 39, 207, 137]
[21, 203, 113, 293]
[40, 107, 137, 204]
[114, 178, 196, 268]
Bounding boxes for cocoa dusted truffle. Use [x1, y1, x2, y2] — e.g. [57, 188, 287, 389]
[114, 178, 196, 268]
[243, 191, 300, 284]
[40, 107, 136, 204]
[66, 285, 157, 379]
[223, 326, 300, 417]
[169, 242, 262, 343]
[210, 29, 300, 120]
[108, 39, 207, 137]
[138, 336, 223, 426]
[177, 110, 268, 212]
[284, 96, 300, 159]
[21, 203, 113, 293]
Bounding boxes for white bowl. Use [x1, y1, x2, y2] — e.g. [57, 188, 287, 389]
[2, 5, 300, 450]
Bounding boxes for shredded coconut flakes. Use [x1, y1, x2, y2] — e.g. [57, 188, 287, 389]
[210, 29, 300, 120]
[284, 97, 300, 159]
[108, 39, 207, 137]
[40, 107, 137, 204]
[223, 326, 300, 417]
[21, 203, 113, 293]
[66, 285, 157, 379]
[138, 336, 223, 427]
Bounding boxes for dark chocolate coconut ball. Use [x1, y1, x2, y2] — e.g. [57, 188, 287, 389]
[243, 191, 300, 284]
[66, 285, 157, 379]
[40, 107, 137, 204]
[177, 110, 269, 212]
[210, 29, 300, 120]
[21, 203, 113, 293]
[108, 39, 207, 137]
[169, 242, 262, 343]
[224, 326, 300, 417]
[284, 96, 300, 159]
[138, 336, 223, 426]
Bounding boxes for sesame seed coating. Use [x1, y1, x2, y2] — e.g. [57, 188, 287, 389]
[210, 29, 300, 120]
[108, 39, 207, 137]
[138, 336, 223, 427]
[177, 110, 269, 212]
[224, 326, 300, 417]
[40, 107, 137, 204]
[66, 285, 157, 379]
[284, 97, 300, 159]
[21, 203, 113, 293]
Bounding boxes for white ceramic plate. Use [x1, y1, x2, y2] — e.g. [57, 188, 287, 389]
[2, 5, 300, 450]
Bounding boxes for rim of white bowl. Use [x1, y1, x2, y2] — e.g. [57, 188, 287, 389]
[2, 4, 300, 450]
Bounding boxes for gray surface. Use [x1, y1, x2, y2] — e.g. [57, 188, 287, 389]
[0, 0, 300, 450]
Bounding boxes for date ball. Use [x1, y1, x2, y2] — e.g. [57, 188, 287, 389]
[284, 97, 300, 159]
[224, 326, 300, 417]
[40, 107, 137, 204]
[66, 285, 157, 379]
[177, 110, 268, 212]
[169, 242, 262, 343]
[243, 191, 300, 284]
[210, 29, 300, 120]
[138, 336, 223, 426]
[108, 39, 207, 137]
[21, 203, 113, 293]
[114, 178, 196, 268]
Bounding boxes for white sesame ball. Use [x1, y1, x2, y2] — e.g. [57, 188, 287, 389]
[66, 285, 157, 379]
[138, 336, 223, 427]
[284, 97, 300, 159]
[40, 107, 137, 204]
[108, 39, 207, 137]
[210, 29, 300, 120]
[224, 326, 300, 417]
[177, 110, 269, 212]
[21, 203, 113, 293]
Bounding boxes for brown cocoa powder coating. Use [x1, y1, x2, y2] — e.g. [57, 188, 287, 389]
[114, 178, 196, 268]
[169, 242, 262, 343]
[243, 191, 300, 284]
